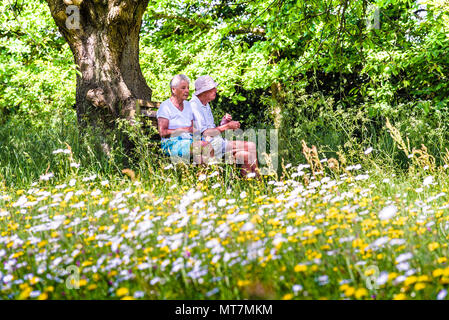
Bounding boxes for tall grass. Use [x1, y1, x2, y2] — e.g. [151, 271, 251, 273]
[278, 89, 449, 174]
[0, 112, 124, 188]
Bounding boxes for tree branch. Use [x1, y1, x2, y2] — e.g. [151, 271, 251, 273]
[228, 27, 266, 36]
[151, 12, 266, 36]
[152, 13, 210, 29]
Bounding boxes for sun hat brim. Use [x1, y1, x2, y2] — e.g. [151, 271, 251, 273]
[194, 76, 219, 95]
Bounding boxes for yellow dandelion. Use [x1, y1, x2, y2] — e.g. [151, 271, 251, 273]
[18, 288, 32, 300]
[38, 240, 48, 248]
[443, 268, 449, 277]
[404, 276, 418, 287]
[355, 288, 368, 299]
[428, 242, 440, 252]
[364, 269, 376, 277]
[440, 277, 449, 284]
[414, 283, 426, 291]
[237, 280, 251, 287]
[393, 293, 407, 300]
[282, 293, 294, 300]
[116, 287, 129, 297]
[418, 275, 430, 282]
[37, 292, 48, 300]
[81, 261, 93, 267]
[88, 284, 98, 291]
[344, 287, 355, 297]
[433, 269, 444, 278]
[438, 257, 447, 264]
[294, 264, 307, 272]
[339, 284, 349, 291]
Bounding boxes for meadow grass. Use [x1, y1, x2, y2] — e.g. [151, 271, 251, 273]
[1, 116, 449, 300]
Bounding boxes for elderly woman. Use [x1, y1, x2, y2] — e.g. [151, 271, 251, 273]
[156, 74, 213, 164]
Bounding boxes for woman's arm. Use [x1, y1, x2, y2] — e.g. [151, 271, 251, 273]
[158, 118, 193, 138]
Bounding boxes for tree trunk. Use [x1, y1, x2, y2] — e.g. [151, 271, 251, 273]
[46, 0, 156, 130]
[271, 82, 284, 129]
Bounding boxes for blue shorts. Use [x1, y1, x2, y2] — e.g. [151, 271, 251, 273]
[161, 135, 193, 158]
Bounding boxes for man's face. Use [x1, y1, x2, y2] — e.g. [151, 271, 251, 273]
[203, 87, 217, 103]
[172, 81, 190, 101]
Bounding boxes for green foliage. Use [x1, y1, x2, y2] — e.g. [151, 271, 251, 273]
[0, 0, 75, 122]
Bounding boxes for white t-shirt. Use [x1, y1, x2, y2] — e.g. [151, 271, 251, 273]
[156, 98, 194, 140]
[190, 95, 216, 134]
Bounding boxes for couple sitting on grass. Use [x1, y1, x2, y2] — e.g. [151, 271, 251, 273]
[156, 74, 258, 177]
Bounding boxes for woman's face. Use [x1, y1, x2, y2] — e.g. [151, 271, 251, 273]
[172, 81, 190, 101]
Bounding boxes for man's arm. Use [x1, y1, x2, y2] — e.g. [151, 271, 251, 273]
[203, 121, 240, 137]
[192, 107, 205, 135]
[193, 103, 239, 137]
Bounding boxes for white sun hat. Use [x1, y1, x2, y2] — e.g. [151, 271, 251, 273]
[194, 75, 219, 96]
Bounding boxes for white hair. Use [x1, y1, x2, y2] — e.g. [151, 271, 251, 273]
[170, 74, 190, 89]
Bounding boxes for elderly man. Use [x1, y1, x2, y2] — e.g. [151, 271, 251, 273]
[190, 75, 258, 176]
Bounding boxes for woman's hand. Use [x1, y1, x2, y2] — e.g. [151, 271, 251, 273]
[181, 126, 193, 133]
[172, 126, 193, 136]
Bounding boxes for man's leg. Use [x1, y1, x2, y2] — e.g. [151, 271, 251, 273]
[226, 140, 258, 175]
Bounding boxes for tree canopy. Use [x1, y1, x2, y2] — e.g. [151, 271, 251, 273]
[0, 0, 448, 129]
[141, 0, 449, 109]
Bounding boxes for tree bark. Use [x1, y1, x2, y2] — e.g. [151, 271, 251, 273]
[271, 82, 283, 129]
[46, 0, 156, 130]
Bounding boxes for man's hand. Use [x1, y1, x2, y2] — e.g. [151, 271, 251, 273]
[226, 120, 240, 130]
[220, 113, 232, 126]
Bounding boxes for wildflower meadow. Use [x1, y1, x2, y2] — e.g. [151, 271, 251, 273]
[2, 138, 449, 301]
